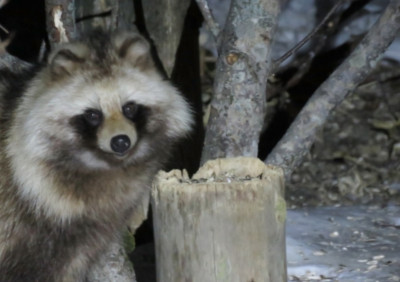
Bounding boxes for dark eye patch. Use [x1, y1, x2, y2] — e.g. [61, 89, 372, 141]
[122, 102, 138, 120]
[83, 109, 103, 127]
[122, 101, 150, 131]
[69, 109, 103, 148]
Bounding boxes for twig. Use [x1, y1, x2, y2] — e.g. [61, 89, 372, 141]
[0, 0, 10, 40]
[267, 0, 370, 104]
[75, 10, 112, 24]
[272, 0, 346, 69]
[0, 24, 8, 34]
[0, 34, 12, 55]
[195, 0, 220, 40]
[266, 0, 400, 179]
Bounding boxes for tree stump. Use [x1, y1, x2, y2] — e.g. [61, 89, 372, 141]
[152, 157, 287, 282]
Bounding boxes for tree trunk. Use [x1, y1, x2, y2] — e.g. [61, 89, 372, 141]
[75, 0, 135, 35]
[152, 157, 287, 282]
[87, 240, 136, 282]
[201, 0, 281, 163]
[142, 0, 191, 76]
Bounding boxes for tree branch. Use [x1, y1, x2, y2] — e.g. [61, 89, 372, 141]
[277, 0, 370, 91]
[0, 47, 32, 71]
[0, 24, 8, 35]
[45, 0, 77, 49]
[272, 0, 346, 69]
[194, 0, 221, 40]
[265, 0, 400, 179]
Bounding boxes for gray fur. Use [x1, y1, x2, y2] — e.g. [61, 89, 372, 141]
[0, 30, 192, 282]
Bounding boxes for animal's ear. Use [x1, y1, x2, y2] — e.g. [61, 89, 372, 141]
[113, 32, 153, 70]
[48, 43, 89, 77]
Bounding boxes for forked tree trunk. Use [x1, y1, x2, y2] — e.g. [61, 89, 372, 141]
[200, 0, 281, 163]
[152, 157, 287, 282]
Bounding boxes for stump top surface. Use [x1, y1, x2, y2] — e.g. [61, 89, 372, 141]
[156, 157, 284, 185]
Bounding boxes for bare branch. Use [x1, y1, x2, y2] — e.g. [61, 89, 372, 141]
[195, 0, 220, 40]
[266, 0, 400, 179]
[0, 1, 10, 35]
[267, 0, 370, 102]
[0, 53, 32, 72]
[0, 34, 32, 70]
[45, 0, 77, 48]
[272, 0, 346, 69]
[0, 24, 8, 35]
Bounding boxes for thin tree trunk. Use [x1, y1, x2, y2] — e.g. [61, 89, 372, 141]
[201, 0, 281, 164]
[266, 0, 400, 179]
[142, 0, 191, 76]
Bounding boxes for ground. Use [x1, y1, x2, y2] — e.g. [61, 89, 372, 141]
[287, 205, 400, 281]
[286, 61, 400, 281]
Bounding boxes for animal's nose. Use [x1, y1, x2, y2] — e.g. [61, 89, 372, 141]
[110, 135, 131, 154]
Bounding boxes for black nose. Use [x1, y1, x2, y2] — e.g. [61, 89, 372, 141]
[110, 135, 131, 154]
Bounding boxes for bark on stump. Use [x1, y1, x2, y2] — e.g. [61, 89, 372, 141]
[152, 157, 287, 282]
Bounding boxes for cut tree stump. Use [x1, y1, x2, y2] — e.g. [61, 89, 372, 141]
[151, 157, 287, 282]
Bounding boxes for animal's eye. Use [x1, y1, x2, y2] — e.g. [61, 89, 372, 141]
[83, 109, 103, 127]
[122, 102, 138, 120]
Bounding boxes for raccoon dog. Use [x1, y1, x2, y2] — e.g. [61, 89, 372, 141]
[0, 30, 192, 281]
